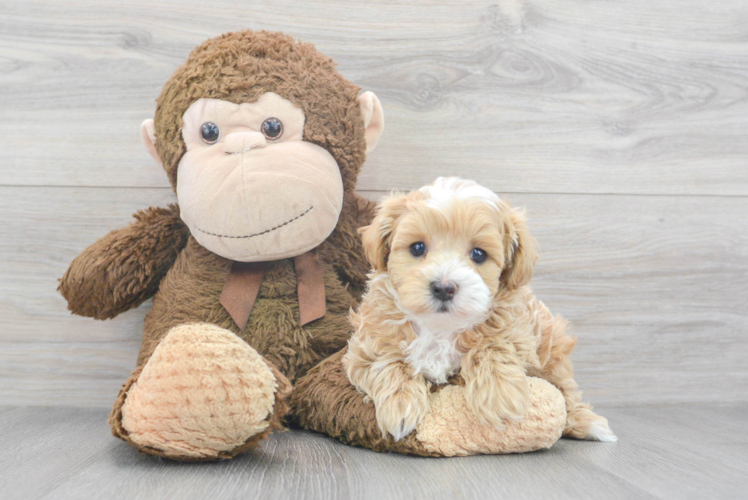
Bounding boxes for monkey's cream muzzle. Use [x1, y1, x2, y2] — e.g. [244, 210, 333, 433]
[176, 94, 344, 262]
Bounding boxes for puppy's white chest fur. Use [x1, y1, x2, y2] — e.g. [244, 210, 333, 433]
[404, 320, 464, 385]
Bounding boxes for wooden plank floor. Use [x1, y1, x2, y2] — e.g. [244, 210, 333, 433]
[1, 403, 746, 500]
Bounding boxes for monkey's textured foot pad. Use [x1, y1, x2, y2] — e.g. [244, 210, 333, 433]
[291, 348, 566, 457]
[115, 323, 291, 460]
[415, 380, 566, 456]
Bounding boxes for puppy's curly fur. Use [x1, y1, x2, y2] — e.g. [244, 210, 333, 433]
[343, 178, 616, 442]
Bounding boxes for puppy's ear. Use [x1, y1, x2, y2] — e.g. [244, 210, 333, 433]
[500, 206, 538, 291]
[359, 193, 408, 271]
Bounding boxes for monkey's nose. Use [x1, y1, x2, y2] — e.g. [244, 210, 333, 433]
[223, 132, 267, 154]
[431, 281, 457, 302]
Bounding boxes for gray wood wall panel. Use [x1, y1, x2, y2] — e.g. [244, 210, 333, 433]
[1, 187, 745, 407]
[0, 0, 746, 408]
[1, 0, 746, 194]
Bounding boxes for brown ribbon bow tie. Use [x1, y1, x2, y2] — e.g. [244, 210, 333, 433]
[219, 250, 326, 330]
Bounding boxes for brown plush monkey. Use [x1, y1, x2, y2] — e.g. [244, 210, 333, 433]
[60, 30, 565, 461]
[59, 30, 384, 460]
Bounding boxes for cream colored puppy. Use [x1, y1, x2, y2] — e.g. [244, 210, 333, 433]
[343, 177, 616, 442]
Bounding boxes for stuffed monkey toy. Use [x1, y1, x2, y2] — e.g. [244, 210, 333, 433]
[59, 30, 565, 461]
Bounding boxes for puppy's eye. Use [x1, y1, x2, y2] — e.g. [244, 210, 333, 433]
[261, 117, 283, 140]
[410, 242, 427, 257]
[200, 122, 220, 144]
[470, 248, 487, 263]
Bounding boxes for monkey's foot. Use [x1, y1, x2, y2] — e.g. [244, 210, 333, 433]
[115, 323, 291, 460]
[414, 380, 566, 456]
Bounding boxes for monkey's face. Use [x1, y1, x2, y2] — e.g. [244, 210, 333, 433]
[176, 92, 344, 262]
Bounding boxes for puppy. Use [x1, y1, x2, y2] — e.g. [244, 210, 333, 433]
[343, 177, 616, 442]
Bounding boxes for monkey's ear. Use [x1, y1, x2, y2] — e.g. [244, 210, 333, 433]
[140, 119, 164, 169]
[358, 193, 407, 271]
[356, 91, 384, 155]
[500, 206, 538, 291]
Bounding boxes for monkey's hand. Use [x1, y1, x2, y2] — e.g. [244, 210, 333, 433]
[462, 348, 529, 430]
[374, 380, 430, 442]
[59, 204, 189, 319]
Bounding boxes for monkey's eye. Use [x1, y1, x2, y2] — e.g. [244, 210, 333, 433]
[410, 242, 427, 257]
[470, 248, 487, 264]
[261, 117, 283, 140]
[200, 122, 220, 144]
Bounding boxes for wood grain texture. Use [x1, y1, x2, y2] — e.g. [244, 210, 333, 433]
[0, 404, 746, 500]
[0, 407, 114, 499]
[0, 0, 746, 413]
[0, 0, 746, 194]
[1, 187, 746, 407]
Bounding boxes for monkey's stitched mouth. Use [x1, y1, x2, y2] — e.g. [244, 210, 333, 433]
[194, 206, 313, 239]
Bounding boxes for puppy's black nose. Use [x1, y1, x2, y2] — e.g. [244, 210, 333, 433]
[431, 281, 457, 302]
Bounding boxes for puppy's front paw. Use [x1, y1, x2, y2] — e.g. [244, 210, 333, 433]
[465, 374, 529, 430]
[375, 383, 430, 441]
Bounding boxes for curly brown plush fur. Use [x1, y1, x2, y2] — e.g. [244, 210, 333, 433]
[154, 30, 367, 195]
[59, 30, 376, 461]
[59, 204, 188, 319]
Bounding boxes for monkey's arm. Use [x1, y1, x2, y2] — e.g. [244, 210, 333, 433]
[59, 204, 189, 320]
[326, 193, 377, 299]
